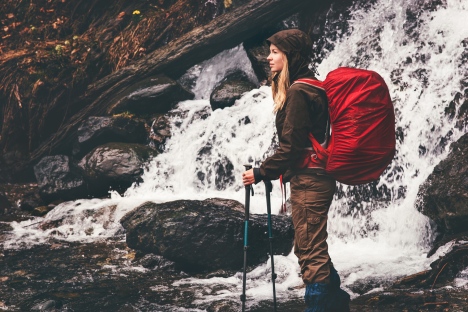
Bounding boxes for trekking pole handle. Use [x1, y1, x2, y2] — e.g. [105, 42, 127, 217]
[243, 164, 254, 196]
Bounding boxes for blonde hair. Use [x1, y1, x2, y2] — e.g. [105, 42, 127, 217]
[272, 53, 290, 113]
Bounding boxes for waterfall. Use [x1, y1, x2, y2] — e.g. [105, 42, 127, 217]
[4, 0, 467, 306]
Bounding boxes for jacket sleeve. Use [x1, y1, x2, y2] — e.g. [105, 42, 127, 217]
[258, 85, 315, 181]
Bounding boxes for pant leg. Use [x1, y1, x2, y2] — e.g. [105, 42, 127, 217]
[290, 173, 336, 285]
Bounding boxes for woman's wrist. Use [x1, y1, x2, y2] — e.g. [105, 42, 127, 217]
[253, 168, 263, 184]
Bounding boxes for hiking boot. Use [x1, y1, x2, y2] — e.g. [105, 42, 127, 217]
[304, 282, 329, 312]
[304, 281, 350, 312]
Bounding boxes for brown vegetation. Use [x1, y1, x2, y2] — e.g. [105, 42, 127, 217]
[0, 0, 238, 181]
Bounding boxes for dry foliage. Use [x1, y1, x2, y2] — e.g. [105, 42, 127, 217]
[0, 0, 230, 180]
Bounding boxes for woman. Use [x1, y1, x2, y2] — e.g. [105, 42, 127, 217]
[242, 29, 350, 311]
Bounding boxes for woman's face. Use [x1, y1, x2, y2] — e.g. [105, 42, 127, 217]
[267, 44, 284, 73]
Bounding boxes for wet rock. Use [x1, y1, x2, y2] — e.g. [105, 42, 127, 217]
[135, 253, 176, 271]
[417, 133, 468, 234]
[0, 183, 44, 220]
[0, 193, 12, 216]
[394, 236, 468, 290]
[78, 143, 157, 196]
[120, 198, 294, 273]
[209, 71, 257, 110]
[149, 115, 171, 152]
[298, 0, 353, 66]
[73, 115, 147, 157]
[31, 300, 59, 311]
[244, 37, 271, 85]
[108, 75, 194, 114]
[207, 301, 238, 312]
[32, 206, 53, 217]
[445, 89, 468, 130]
[33, 155, 87, 202]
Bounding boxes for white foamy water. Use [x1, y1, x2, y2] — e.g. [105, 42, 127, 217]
[4, 0, 468, 307]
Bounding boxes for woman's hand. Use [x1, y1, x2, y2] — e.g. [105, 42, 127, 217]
[242, 168, 255, 186]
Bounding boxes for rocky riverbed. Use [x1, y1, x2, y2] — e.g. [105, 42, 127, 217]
[1, 236, 467, 311]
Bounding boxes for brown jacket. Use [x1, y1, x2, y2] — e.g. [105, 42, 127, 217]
[255, 29, 329, 182]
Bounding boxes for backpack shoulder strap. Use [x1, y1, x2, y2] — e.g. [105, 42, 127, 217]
[293, 78, 330, 148]
[293, 78, 325, 92]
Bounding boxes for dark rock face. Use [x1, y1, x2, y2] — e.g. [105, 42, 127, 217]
[244, 38, 272, 85]
[33, 155, 87, 202]
[0, 183, 44, 221]
[417, 133, 468, 234]
[209, 71, 257, 110]
[298, 0, 353, 68]
[120, 198, 294, 273]
[108, 75, 195, 114]
[73, 115, 147, 157]
[78, 143, 157, 195]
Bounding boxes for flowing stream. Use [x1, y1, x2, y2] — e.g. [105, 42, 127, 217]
[3, 0, 468, 309]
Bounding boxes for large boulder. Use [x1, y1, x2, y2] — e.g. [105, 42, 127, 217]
[79, 143, 157, 195]
[243, 37, 271, 85]
[209, 71, 257, 110]
[417, 133, 468, 234]
[120, 198, 294, 273]
[108, 75, 194, 114]
[33, 155, 87, 202]
[73, 115, 148, 157]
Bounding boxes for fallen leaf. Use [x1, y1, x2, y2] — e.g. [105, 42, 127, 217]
[7, 13, 14, 19]
[113, 36, 121, 43]
[117, 12, 126, 19]
[123, 251, 136, 260]
[13, 270, 26, 276]
[0, 276, 9, 282]
[20, 27, 29, 35]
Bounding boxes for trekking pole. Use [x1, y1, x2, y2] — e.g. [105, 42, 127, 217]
[264, 179, 278, 311]
[241, 164, 254, 311]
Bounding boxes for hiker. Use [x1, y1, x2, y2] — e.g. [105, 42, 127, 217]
[242, 29, 350, 311]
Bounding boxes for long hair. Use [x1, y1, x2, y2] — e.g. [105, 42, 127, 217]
[271, 53, 290, 113]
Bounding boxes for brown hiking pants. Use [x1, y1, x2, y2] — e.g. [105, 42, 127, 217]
[290, 173, 336, 284]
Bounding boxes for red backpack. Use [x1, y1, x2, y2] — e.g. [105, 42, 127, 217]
[295, 67, 396, 185]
